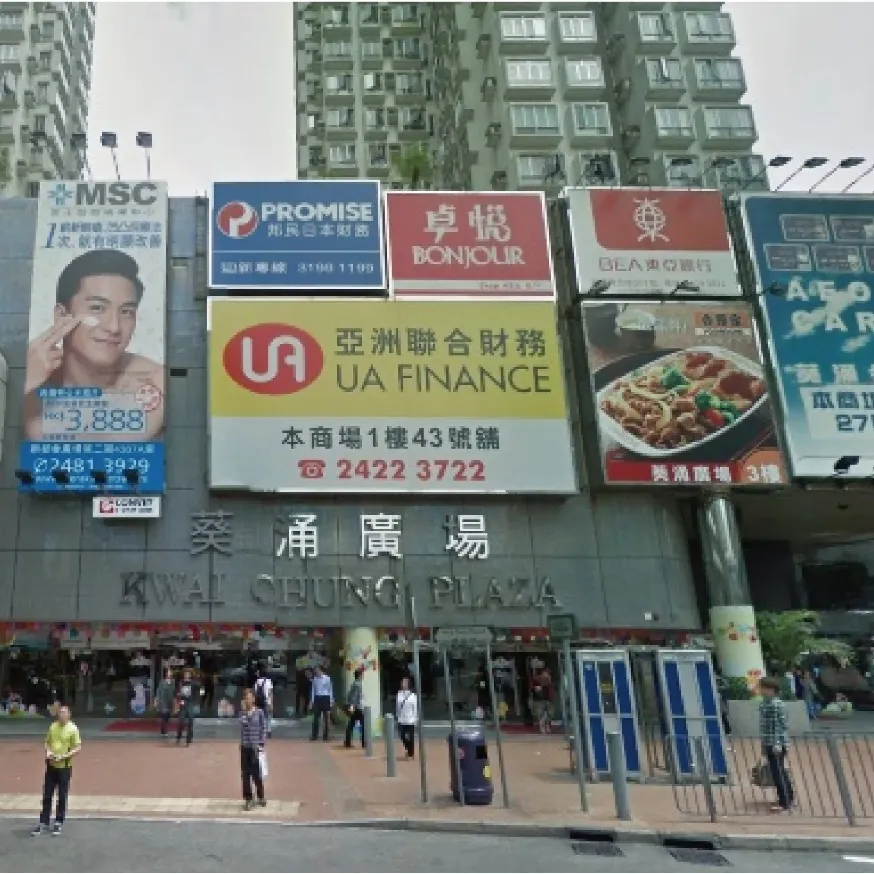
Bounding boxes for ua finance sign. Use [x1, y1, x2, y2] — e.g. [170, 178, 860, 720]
[208, 180, 386, 292]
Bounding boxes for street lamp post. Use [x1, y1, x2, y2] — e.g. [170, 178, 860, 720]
[774, 156, 828, 191]
[100, 131, 121, 181]
[136, 131, 153, 181]
[809, 157, 865, 192]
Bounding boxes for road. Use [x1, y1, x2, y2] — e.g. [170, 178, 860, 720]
[0, 819, 868, 872]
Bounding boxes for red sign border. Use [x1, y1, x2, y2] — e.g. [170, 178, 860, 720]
[384, 190, 557, 301]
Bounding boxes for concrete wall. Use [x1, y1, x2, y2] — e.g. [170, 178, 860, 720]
[0, 197, 700, 631]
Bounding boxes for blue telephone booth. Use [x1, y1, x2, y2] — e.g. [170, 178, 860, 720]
[575, 649, 643, 780]
[656, 649, 727, 782]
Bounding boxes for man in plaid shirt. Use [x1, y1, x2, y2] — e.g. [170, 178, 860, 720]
[759, 677, 794, 811]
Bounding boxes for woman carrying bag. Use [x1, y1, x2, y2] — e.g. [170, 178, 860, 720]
[396, 677, 418, 761]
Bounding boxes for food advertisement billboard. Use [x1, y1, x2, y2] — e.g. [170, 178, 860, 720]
[565, 187, 740, 297]
[208, 299, 576, 493]
[19, 180, 168, 494]
[581, 300, 787, 486]
[209, 180, 385, 292]
[384, 191, 554, 299]
[740, 193, 874, 478]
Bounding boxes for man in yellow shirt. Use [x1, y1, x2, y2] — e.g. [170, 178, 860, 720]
[32, 705, 81, 836]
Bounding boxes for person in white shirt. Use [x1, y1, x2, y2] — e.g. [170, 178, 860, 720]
[396, 677, 418, 760]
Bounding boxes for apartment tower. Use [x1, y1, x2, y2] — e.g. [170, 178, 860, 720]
[0, 1, 96, 196]
[295, 3, 765, 194]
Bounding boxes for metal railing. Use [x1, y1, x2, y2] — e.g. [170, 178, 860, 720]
[669, 733, 874, 825]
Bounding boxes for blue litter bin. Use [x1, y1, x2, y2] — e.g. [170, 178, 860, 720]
[448, 726, 494, 805]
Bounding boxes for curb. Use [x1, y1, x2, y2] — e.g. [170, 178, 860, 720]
[292, 817, 874, 852]
[2, 811, 873, 852]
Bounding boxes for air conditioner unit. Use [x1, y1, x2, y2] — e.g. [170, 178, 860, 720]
[486, 122, 501, 147]
[481, 77, 497, 101]
[476, 34, 491, 60]
[472, 4, 485, 19]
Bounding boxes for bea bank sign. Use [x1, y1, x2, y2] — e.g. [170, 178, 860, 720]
[208, 180, 386, 292]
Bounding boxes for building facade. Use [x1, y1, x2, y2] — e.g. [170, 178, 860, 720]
[295, 2, 766, 194]
[0, 1, 95, 197]
[0, 195, 701, 719]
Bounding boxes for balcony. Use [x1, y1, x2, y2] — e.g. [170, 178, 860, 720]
[0, 13, 25, 40]
[555, 12, 597, 53]
[325, 113, 357, 140]
[498, 15, 548, 54]
[327, 153, 359, 178]
[688, 58, 746, 101]
[364, 110, 390, 139]
[576, 151, 620, 186]
[679, 11, 736, 55]
[362, 72, 386, 104]
[632, 11, 676, 54]
[359, 6, 381, 32]
[0, 47, 23, 73]
[397, 108, 428, 140]
[324, 76, 355, 105]
[563, 58, 606, 99]
[512, 152, 566, 190]
[707, 154, 768, 192]
[476, 33, 492, 60]
[567, 102, 613, 147]
[645, 106, 695, 148]
[394, 74, 426, 104]
[636, 58, 686, 101]
[391, 4, 422, 33]
[696, 106, 757, 149]
[508, 105, 561, 148]
[323, 48, 353, 70]
[504, 60, 555, 100]
[393, 38, 424, 68]
[662, 155, 702, 188]
[322, 8, 352, 37]
[360, 44, 384, 69]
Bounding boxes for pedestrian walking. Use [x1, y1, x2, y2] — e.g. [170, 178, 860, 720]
[344, 668, 366, 749]
[153, 668, 176, 738]
[759, 677, 795, 812]
[239, 688, 267, 811]
[32, 705, 81, 836]
[309, 664, 333, 742]
[254, 663, 274, 739]
[175, 668, 198, 746]
[396, 677, 418, 760]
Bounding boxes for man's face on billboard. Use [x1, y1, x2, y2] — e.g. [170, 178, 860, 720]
[56, 274, 139, 369]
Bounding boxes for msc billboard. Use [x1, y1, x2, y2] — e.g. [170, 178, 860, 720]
[208, 299, 576, 493]
[18, 180, 168, 494]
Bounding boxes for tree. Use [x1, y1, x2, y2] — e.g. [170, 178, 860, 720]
[756, 610, 853, 674]
[391, 143, 433, 190]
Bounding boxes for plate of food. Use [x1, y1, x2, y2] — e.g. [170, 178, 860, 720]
[594, 346, 768, 459]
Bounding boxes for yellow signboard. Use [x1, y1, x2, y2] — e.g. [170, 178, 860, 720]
[208, 299, 576, 494]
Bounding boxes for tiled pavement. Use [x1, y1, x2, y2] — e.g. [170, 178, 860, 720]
[0, 735, 868, 841]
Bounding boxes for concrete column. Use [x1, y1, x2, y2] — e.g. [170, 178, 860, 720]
[699, 495, 765, 685]
[343, 627, 382, 738]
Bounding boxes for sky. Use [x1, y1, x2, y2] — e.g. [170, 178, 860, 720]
[85, 1, 874, 196]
